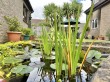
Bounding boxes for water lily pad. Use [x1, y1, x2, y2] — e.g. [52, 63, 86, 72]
[11, 65, 33, 74]
[16, 55, 30, 59]
[3, 56, 22, 64]
[29, 62, 45, 68]
[50, 63, 68, 70]
[86, 50, 102, 63]
[87, 50, 102, 59]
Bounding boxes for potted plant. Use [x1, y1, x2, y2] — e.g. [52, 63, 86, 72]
[29, 30, 35, 40]
[22, 28, 32, 40]
[4, 16, 22, 42]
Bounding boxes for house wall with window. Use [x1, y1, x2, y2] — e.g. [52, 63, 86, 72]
[88, 9, 100, 37]
[85, 0, 110, 40]
[0, 0, 33, 43]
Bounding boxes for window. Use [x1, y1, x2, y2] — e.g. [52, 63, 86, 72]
[92, 20, 94, 28]
[95, 19, 98, 28]
[93, 0, 99, 4]
[23, 4, 30, 24]
[91, 19, 98, 29]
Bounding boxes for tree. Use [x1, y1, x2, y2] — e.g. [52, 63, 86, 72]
[43, 3, 58, 27]
[71, 0, 82, 19]
[62, 1, 82, 19]
[62, 2, 71, 19]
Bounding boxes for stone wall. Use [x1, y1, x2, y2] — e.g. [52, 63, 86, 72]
[88, 3, 110, 40]
[0, 0, 28, 43]
[91, 56, 110, 82]
[81, 41, 110, 53]
[100, 3, 110, 40]
[89, 9, 100, 38]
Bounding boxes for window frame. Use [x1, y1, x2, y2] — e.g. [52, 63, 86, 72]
[23, 3, 30, 24]
[91, 19, 98, 29]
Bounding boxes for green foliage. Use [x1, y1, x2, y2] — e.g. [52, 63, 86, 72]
[62, 1, 82, 19]
[0, 41, 32, 57]
[53, 3, 94, 79]
[50, 63, 68, 70]
[11, 65, 33, 75]
[2, 56, 22, 64]
[21, 28, 32, 35]
[86, 50, 102, 63]
[4, 16, 22, 31]
[44, 3, 58, 27]
[0, 41, 34, 78]
[71, 0, 82, 19]
[106, 29, 110, 40]
[41, 27, 53, 56]
[62, 2, 71, 18]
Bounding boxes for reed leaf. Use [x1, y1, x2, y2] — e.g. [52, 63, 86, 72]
[74, 3, 94, 75]
[41, 27, 53, 56]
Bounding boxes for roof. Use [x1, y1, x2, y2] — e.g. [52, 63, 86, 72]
[85, 0, 110, 14]
[31, 19, 45, 25]
[24, 0, 34, 13]
[61, 18, 80, 25]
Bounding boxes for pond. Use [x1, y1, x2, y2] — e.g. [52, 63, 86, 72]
[27, 54, 87, 82]
[0, 43, 108, 82]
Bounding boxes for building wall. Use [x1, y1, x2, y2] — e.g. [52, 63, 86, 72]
[89, 9, 101, 37]
[0, 0, 28, 43]
[100, 3, 110, 40]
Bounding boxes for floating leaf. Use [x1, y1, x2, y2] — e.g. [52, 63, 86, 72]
[3, 56, 22, 64]
[86, 50, 102, 63]
[50, 63, 68, 70]
[11, 65, 33, 75]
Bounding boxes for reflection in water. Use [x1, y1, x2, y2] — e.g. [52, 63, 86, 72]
[27, 55, 87, 82]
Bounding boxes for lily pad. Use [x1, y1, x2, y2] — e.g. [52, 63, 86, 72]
[86, 50, 102, 63]
[29, 62, 45, 68]
[50, 63, 68, 70]
[11, 65, 33, 75]
[16, 55, 30, 60]
[3, 56, 22, 64]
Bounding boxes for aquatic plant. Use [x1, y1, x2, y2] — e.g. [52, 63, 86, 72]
[54, 3, 94, 81]
[41, 27, 53, 56]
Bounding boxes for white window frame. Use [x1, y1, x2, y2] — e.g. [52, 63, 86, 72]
[91, 19, 98, 29]
[93, 0, 99, 4]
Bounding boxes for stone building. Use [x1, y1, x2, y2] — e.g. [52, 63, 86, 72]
[0, 0, 34, 42]
[85, 0, 110, 40]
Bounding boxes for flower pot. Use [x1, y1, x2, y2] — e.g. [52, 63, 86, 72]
[23, 35, 30, 40]
[7, 31, 21, 42]
[0, 79, 6, 82]
[30, 35, 35, 40]
[98, 36, 105, 40]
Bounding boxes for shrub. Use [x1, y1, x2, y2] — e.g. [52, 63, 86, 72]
[4, 16, 22, 31]
[21, 28, 32, 35]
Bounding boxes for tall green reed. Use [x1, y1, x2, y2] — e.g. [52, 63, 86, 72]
[41, 27, 53, 56]
[54, 3, 94, 80]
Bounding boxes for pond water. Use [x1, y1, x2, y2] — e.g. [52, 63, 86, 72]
[27, 54, 87, 82]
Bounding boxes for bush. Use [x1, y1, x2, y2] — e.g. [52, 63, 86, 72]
[21, 28, 32, 35]
[4, 16, 22, 31]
